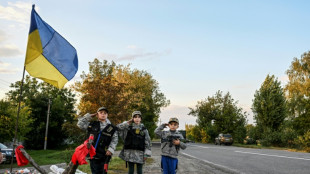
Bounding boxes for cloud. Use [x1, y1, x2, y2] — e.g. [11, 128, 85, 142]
[0, 44, 23, 57]
[0, 30, 8, 43]
[99, 53, 118, 61]
[0, 61, 18, 74]
[99, 49, 171, 62]
[0, 1, 32, 24]
[127, 45, 137, 49]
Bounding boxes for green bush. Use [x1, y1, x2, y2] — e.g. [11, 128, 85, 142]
[280, 128, 298, 148]
[261, 130, 282, 147]
[244, 137, 256, 145]
[294, 130, 310, 152]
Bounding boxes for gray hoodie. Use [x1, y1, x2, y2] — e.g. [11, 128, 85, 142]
[155, 123, 187, 159]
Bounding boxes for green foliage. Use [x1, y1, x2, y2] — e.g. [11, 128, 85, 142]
[294, 130, 310, 152]
[280, 127, 298, 148]
[62, 120, 86, 146]
[260, 128, 283, 147]
[185, 125, 202, 142]
[244, 137, 256, 145]
[5, 76, 77, 149]
[0, 100, 32, 142]
[252, 74, 287, 142]
[189, 91, 247, 143]
[245, 124, 259, 141]
[73, 59, 170, 139]
[285, 51, 310, 136]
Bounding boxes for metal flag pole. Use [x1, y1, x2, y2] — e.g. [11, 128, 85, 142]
[10, 66, 26, 172]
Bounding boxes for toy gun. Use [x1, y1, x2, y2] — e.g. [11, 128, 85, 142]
[168, 135, 180, 147]
[162, 135, 181, 150]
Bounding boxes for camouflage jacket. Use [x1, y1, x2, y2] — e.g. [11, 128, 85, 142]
[117, 122, 152, 164]
[154, 123, 187, 159]
[77, 113, 118, 155]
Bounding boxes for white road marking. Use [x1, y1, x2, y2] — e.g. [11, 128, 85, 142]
[181, 152, 244, 174]
[188, 144, 210, 148]
[189, 144, 233, 150]
[235, 151, 310, 161]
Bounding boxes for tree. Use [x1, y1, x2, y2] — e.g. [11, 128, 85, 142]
[285, 51, 310, 136]
[0, 100, 32, 142]
[73, 59, 170, 139]
[252, 74, 287, 144]
[189, 91, 247, 143]
[6, 76, 77, 149]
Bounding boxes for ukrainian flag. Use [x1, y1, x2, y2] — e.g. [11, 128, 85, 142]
[25, 5, 78, 88]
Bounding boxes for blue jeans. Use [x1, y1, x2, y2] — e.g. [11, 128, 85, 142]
[161, 156, 178, 174]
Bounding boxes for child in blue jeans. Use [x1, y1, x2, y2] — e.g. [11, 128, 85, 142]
[155, 117, 187, 174]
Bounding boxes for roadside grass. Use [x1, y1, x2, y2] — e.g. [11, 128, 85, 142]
[232, 143, 306, 152]
[0, 149, 74, 169]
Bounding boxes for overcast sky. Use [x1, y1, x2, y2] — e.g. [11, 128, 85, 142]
[1, 0, 310, 129]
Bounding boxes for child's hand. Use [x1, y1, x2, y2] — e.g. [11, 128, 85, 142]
[90, 113, 97, 117]
[127, 119, 133, 124]
[163, 123, 169, 127]
[173, 139, 180, 145]
[106, 150, 112, 156]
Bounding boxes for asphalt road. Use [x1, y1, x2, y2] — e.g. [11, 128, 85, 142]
[182, 143, 310, 174]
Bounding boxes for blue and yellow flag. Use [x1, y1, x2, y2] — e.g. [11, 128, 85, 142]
[25, 5, 78, 88]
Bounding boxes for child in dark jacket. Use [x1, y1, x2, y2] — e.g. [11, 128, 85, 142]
[155, 117, 187, 174]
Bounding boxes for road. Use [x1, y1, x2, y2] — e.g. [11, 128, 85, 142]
[181, 143, 310, 174]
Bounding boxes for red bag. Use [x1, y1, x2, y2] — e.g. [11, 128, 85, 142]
[15, 145, 29, 166]
[71, 136, 96, 165]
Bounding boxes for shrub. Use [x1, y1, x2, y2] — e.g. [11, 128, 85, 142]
[294, 130, 310, 152]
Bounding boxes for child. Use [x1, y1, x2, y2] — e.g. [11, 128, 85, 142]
[117, 111, 152, 174]
[155, 117, 187, 174]
[77, 106, 118, 174]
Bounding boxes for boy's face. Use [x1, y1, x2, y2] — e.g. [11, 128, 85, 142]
[133, 115, 141, 124]
[97, 110, 108, 122]
[168, 121, 179, 131]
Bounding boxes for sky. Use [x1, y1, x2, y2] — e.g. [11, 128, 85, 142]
[1, 0, 310, 129]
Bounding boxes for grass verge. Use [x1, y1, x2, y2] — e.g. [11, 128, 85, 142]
[232, 143, 306, 152]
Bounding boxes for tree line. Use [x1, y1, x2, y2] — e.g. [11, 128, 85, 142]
[186, 51, 310, 152]
[0, 59, 169, 149]
[0, 51, 309, 152]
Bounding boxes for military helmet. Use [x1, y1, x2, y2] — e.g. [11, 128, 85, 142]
[168, 117, 179, 124]
[97, 106, 108, 113]
[132, 111, 142, 118]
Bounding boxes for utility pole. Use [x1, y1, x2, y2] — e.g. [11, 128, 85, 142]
[44, 98, 51, 150]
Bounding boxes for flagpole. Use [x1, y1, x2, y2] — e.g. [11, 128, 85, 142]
[10, 66, 26, 172]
